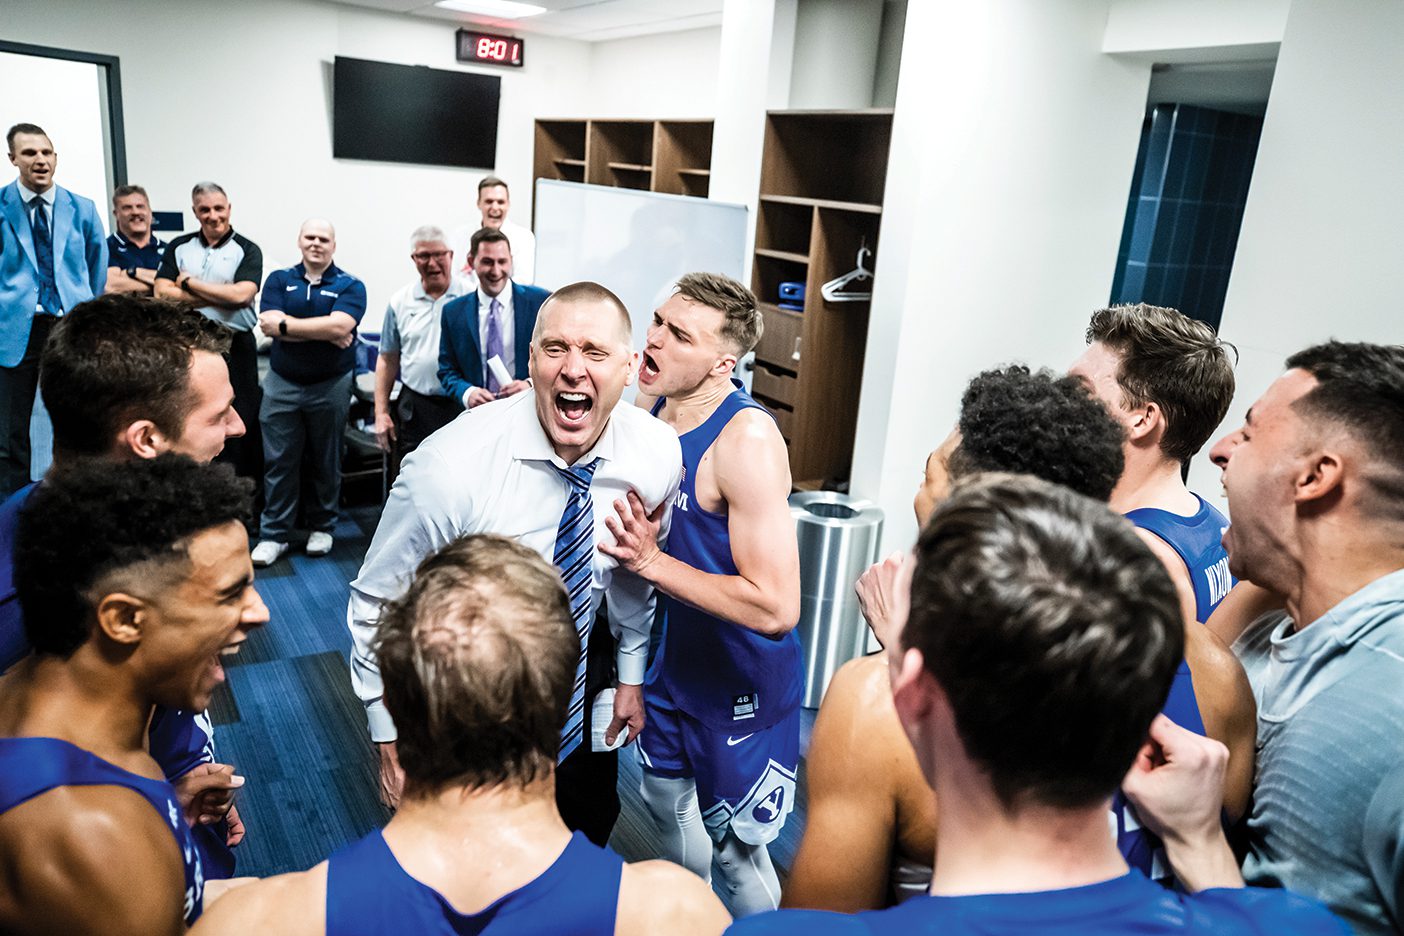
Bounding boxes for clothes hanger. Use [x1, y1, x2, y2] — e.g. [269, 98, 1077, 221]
[820, 239, 874, 303]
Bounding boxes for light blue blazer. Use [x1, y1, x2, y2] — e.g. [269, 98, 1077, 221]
[0, 180, 108, 367]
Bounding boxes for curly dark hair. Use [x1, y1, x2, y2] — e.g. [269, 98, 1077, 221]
[40, 294, 232, 458]
[948, 365, 1126, 502]
[906, 473, 1182, 810]
[15, 454, 252, 658]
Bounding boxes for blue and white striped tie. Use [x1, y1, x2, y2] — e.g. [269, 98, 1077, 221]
[552, 458, 600, 762]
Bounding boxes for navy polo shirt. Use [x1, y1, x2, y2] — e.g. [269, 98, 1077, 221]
[260, 262, 368, 385]
[106, 231, 166, 273]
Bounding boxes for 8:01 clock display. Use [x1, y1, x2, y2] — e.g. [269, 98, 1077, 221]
[456, 29, 525, 68]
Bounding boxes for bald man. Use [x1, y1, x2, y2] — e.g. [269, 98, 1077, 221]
[251, 220, 368, 567]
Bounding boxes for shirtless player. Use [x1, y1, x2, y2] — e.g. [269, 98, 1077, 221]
[603, 273, 801, 915]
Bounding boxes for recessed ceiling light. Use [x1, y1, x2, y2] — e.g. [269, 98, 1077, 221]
[433, 0, 547, 18]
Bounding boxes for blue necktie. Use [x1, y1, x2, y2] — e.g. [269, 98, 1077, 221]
[485, 297, 504, 393]
[29, 197, 60, 316]
[552, 457, 600, 762]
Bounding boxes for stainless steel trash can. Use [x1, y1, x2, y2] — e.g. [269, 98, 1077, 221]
[790, 491, 884, 709]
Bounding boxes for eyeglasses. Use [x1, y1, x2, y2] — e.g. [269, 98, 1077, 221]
[412, 250, 452, 263]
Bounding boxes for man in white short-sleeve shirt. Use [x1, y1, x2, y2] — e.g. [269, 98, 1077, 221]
[372, 225, 470, 468]
[451, 176, 535, 287]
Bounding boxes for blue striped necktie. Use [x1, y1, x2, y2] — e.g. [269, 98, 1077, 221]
[552, 457, 600, 762]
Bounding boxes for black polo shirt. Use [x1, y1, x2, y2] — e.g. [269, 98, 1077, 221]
[106, 231, 166, 273]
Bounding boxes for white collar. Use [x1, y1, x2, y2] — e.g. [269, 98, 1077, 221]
[508, 391, 618, 471]
[18, 182, 55, 206]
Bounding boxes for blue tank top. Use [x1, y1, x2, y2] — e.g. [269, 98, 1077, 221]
[0, 483, 35, 675]
[325, 829, 623, 935]
[1125, 494, 1234, 624]
[0, 736, 205, 924]
[725, 869, 1346, 936]
[0, 483, 230, 877]
[647, 385, 803, 730]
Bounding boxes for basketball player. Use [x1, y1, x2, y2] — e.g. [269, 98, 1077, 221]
[1069, 304, 1255, 878]
[730, 474, 1343, 936]
[194, 534, 730, 935]
[0, 293, 252, 876]
[602, 274, 800, 915]
[787, 365, 1126, 911]
[0, 456, 265, 933]
[789, 365, 1255, 910]
[1069, 304, 1237, 624]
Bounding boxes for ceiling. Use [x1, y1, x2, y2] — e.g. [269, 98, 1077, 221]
[327, 0, 725, 43]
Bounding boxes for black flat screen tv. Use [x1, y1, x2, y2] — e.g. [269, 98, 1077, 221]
[332, 56, 500, 169]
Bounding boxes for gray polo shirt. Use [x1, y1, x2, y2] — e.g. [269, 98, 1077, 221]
[1234, 568, 1404, 935]
[156, 228, 262, 332]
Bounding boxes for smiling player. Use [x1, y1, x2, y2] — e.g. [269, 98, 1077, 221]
[0, 455, 267, 934]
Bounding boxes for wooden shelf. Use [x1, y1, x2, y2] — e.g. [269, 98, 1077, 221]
[755, 247, 809, 264]
[760, 194, 882, 215]
[752, 109, 890, 488]
[537, 118, 714, 199]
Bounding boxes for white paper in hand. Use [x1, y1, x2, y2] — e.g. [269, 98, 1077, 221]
[486, 355, 512, 389]
[591, 687, 629, 752]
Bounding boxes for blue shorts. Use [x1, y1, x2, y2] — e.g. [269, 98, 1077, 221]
[638, 679, 799, 846]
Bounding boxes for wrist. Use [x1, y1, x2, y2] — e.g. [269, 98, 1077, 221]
[278, 316, 289, 336]
[1161, 827, 1242, 892]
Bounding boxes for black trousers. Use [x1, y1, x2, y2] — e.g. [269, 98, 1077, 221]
[392, 386, 462, 477]
[555, 603, 622, 847]
[217, 329, 264, 485]
[0, 314, 56, 496]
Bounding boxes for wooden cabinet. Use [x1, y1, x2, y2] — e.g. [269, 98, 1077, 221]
[533, 118, 713, 198]
[748, 110, 893, 490]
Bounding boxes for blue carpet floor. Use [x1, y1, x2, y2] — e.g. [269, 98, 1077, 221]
[208, 504, 815, 895]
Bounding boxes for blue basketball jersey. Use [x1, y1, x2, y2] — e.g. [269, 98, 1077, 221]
[325, 829, 623, 934]
[647, 383, 803, 730]
[724, 870, 1346, 935]
[0, 483, 36, 675]
[1110, 660, 1206, 884]
[0, 483, 226, 876]
[0, 736, 205, 925]
[1125, 494, 1234, 624]
[1115, 496, 1219, 885]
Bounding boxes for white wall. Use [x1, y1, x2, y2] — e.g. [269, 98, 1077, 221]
[0, 51, 111, 231]
[0, 0, 720, 318]
[1187, 0, 1404, 505]
[578, 27, 720, 118]
[850, 0, 1154, 555]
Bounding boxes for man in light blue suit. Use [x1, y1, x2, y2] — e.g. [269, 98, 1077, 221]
[0, 123, 107, 494]
[438, 227, 549, 410]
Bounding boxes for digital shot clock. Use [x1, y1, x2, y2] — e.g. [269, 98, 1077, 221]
[456, 29, 525, 68]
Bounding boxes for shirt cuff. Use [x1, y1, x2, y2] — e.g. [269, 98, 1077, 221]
[366, 700, 398, 743]
[616, 647, 646, 685]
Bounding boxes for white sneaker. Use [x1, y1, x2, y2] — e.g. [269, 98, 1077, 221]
[251, 540, 289, 567]
[306, 532, 334, 557]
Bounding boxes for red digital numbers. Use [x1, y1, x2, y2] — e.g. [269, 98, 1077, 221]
[458, 30, 524, 67]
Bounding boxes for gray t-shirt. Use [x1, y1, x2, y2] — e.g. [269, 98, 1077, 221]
[1234, 568, 1404, 935]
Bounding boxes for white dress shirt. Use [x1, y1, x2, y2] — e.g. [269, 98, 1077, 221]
[477, 283, 516, 380]
[19, 183, 57, 313]
[348, 390, 683, 742]
[380, 274, 471, 396]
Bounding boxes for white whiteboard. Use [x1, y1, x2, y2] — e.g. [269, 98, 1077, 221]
[534, 180, 749, 400]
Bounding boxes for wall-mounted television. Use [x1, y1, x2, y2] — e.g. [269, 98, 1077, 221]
[332, 56, 500, 169]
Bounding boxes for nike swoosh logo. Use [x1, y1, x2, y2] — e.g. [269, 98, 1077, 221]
[726, 733, 755, 746]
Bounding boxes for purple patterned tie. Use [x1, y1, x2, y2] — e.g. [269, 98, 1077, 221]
[485, 297, 504, 394]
